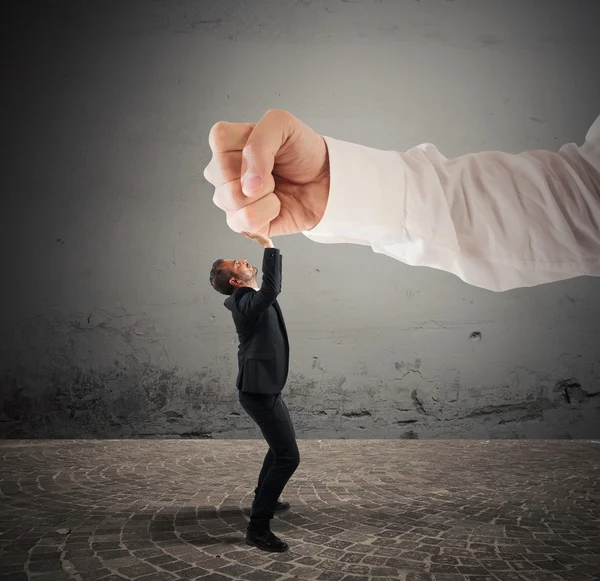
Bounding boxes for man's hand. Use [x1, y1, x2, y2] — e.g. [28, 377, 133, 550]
[242, 231, 274, 249]
[204, 109, 330, 238]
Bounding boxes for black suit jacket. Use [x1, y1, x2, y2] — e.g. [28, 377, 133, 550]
[224, 248, 289, 394]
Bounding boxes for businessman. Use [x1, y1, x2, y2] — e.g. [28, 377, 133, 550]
[209, 231, 299, 553]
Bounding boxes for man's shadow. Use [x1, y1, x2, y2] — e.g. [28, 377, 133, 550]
[146, 504, 299, 547]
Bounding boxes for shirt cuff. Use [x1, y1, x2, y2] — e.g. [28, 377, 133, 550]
[301, 135, 409, 247]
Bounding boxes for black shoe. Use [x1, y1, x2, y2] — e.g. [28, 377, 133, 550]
[275, 500, 290, 512]
[245, 529, 289, 552]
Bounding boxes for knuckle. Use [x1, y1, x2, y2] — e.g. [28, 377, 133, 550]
[242, 141, 261, 158]
[237, 205, 252, 227]
[209, 121, 228, 150]
[214, 181, 239, 211]
[226, 212, 244, 233]
[203, 163, 213, 183]
[264, 108, 285, 119]
[264, 108, 293, 127]
[236, 205, 256, 232]
[212, 190, 224, 210]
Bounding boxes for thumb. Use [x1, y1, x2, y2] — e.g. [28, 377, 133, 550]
[240, 109, 295, 197]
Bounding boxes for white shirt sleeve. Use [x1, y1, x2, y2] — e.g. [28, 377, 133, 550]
[302, 115, 600, 292]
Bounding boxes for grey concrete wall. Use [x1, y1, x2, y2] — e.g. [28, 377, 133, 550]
[2, 0, 599, 439]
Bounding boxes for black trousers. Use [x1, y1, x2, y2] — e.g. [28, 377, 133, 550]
[238, 390, 300, 531]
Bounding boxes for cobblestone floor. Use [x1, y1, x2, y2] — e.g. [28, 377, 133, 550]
[0, 440, 599, 581]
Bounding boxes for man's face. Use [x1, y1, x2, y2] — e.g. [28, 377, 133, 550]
[222, 258, 258, 287]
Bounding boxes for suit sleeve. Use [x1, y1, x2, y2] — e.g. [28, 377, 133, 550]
[302, 114, 600, 292]
[233, 248, 281, 318]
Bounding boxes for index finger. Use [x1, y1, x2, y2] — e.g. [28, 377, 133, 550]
[208, 121, 256, 153]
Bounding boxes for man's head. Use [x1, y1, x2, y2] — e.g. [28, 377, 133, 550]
[209, 258, 258, 295]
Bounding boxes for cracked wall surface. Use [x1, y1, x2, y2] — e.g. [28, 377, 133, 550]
[2, 0, 600, 439]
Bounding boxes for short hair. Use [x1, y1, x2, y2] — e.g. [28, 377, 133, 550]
[209, 259, 235, 295]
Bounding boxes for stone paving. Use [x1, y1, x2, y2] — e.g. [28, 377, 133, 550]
[0, 440, 599, 581]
